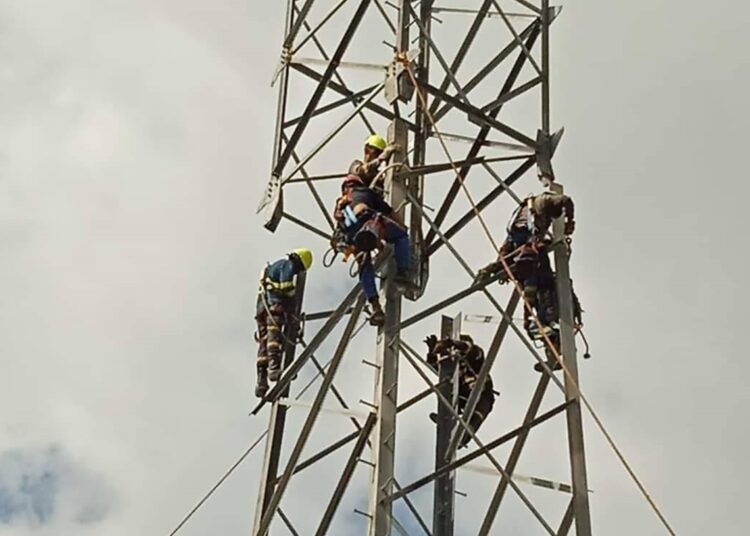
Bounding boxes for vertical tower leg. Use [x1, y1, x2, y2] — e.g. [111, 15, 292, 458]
[252, 272, 307, 534]
[551, 182, 592, 536]
[367, 114, 409, 536]
[433, 314, 461, 536]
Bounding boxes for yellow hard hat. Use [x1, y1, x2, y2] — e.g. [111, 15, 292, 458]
[291, 248, 313, 271]
[365, 134, 387, 151]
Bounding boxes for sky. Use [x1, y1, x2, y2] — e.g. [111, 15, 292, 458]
[1, 1, 749, 535]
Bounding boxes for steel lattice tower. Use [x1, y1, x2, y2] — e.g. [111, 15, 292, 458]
[253, 1, 591, 534]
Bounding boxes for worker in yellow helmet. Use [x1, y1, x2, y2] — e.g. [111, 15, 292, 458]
[254, 248, 313, 397]
[348, 134, 399, 190]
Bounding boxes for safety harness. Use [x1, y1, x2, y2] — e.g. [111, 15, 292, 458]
[325, 175, 389, 267]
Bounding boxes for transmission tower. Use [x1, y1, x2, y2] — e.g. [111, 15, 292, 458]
[253, 1, 591, 535]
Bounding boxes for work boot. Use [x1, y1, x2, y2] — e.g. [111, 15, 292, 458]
[369, 298, 385, 327]
[394, 267, 410, 286]
[474, 263, 498, 284]
[458, 425, 476, 449]
[268, 357, 281, 382]
[533, 359, 562, 373]
[255, 369, 269, 398]
[527, 323, 553, 341]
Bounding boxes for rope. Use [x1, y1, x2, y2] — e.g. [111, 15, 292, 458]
[496, 253, 677, 535]
[399, 54, 502, 255]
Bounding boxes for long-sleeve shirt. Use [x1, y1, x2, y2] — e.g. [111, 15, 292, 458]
[348, 159, 382, 188]
[509, 193, 574, 238]
[257, 257, 297, 311]
[426, 338, 494, 396]
[334, 183, 394, 228]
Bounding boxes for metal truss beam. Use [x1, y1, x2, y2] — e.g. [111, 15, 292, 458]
[432, 19, 539, 123]
[255, 298, 365, 536]
[282, 0, 316, 50]
[422, 82, 536, 147]
[427, 0, 493, 117]
[282, 382, 440, 482]
[251, 278, 364, 415]
[445, 292, 520, 459]
[478, 370, 554, 534]
[282, 82, 385, 184]
[292, 1, 377, 135]
[273, 0, 372, 180]
[398, 271, 506, 331]
[433, 314, 460, 536]
[281, 212, 332, 241]
[426, 157, 535, 257]
[314, 413, 377, 536]
[277, 507, 301, 536]
[367, 115, 409, 536]
[279, 129, 337, 231]
[398, 342, 558, 535]
[557, 498, 575, 536]
[387, 370, 570, 503]
[292, 0, 350, 55]
[551, 182, 592, 536]
[290, 63, 420, 132]
[283, 84, 379, 128]
[424, 24, 541, 247]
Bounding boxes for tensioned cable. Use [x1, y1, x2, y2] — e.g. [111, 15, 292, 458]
[497, 245, 677, 535]
[167, 432, 267, 536]
[167, 318, 368, 536]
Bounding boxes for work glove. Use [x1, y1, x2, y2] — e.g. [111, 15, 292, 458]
[564, 219, 575, 235]
[379, 143, 400, 161]
[424, 334, 438, 353]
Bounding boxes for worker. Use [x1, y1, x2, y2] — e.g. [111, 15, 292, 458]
[476, 191, 575, 339]
[348, 134, 399, 190]
[254, 248, 313, 397]
[332, 174, 410, 327]
[531, 276, 584, 372]
[424, 334, 495, 448]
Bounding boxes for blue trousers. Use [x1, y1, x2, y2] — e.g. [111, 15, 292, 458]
[348, 219, 410, 300]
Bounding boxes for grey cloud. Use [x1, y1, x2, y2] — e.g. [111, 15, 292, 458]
[0, 445, 114, 527]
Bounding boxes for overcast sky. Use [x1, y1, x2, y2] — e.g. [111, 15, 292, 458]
[1, 1, 749, 535]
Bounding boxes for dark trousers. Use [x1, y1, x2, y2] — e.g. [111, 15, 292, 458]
[256, 303, 286, 372]
[458, 385, 495, 437]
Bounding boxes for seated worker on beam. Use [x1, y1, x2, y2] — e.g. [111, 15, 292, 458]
[349, 134, 399, 191]
[476, 187, 575, 341]
[332, 173, 410, 327]
[424, 334, 495, 449]
[254, 249, 313, 397]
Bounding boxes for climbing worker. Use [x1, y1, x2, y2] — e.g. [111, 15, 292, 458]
[332, 174, 410, 327]
[476, 191, 575, 281]
[475, 191, 575, 339]
[254, 248, 313, 397]
[424, 334, 495, 448]
[348, 134, 399, 191]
